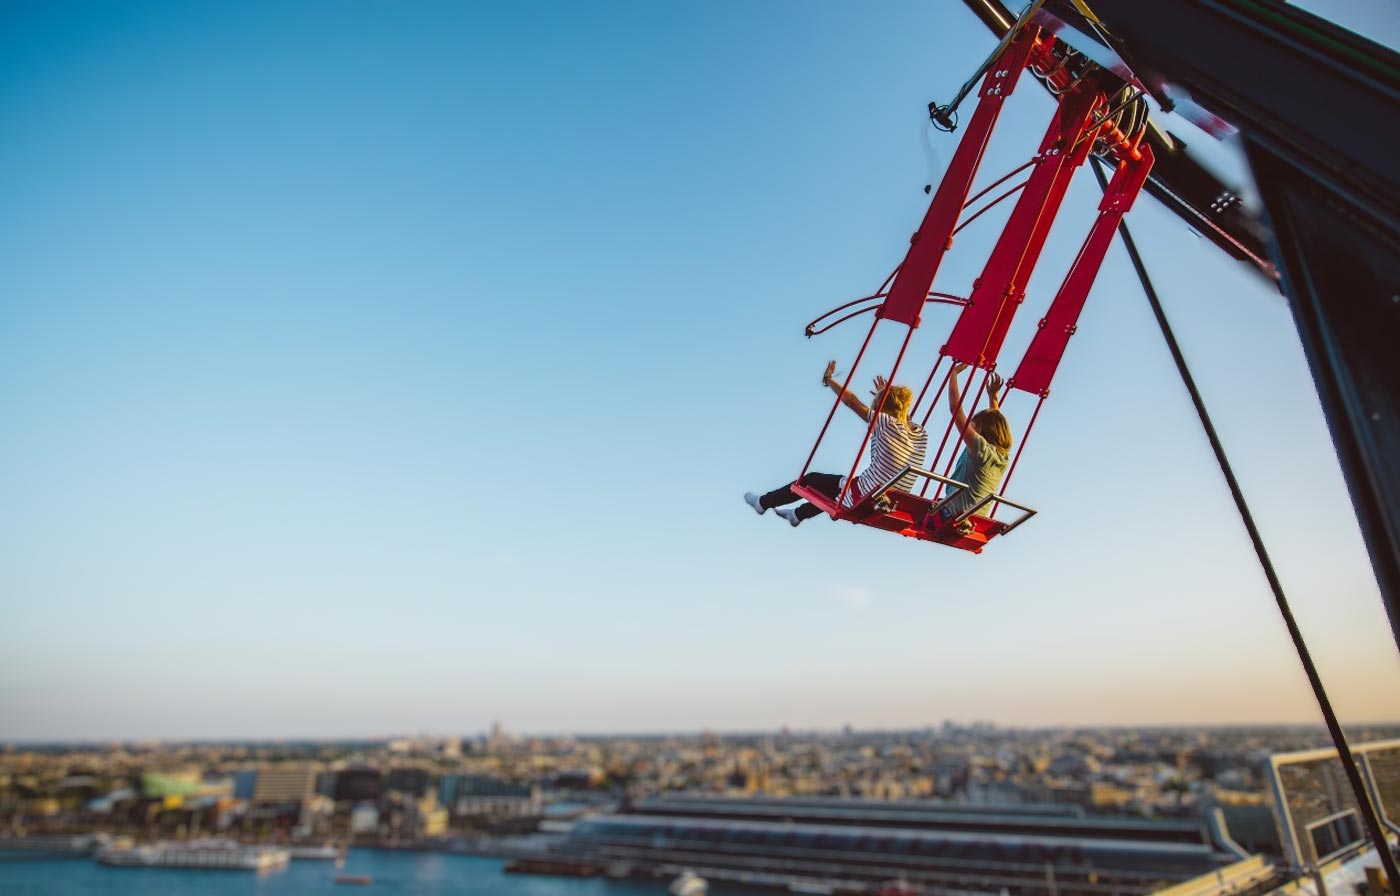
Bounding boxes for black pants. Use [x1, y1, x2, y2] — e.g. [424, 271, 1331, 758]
[760, 472, 842, 521]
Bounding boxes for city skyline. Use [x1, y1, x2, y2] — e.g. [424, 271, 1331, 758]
[6, 721, 1397, 895]
[4, 0, 1399, 741]
[8, 721, 1400, 751]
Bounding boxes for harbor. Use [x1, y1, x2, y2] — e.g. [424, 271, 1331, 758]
[0, 849, 745, 896]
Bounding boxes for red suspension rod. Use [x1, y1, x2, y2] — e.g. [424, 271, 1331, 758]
[962, 157, 1039, 210]
[952, 179, 1031, 237]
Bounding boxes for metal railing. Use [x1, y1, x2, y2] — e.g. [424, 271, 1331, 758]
[868, 466, 1038, 536]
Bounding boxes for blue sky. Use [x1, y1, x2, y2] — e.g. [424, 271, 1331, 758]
[2, 0, 1397, 741]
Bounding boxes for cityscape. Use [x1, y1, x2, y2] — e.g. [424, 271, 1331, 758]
[4, 722, 1400, 894]
[4, 723, 1397, 848]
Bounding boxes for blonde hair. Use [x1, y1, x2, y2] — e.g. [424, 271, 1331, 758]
[878, 385, 914, 420]
[971, 408, 1012, 453]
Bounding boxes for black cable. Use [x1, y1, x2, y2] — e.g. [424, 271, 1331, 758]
[930, 0, 1045, 132]
[1092, 157, 1400, 887]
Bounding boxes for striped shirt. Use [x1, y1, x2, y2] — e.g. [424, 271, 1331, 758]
[842, 412, 929, 507]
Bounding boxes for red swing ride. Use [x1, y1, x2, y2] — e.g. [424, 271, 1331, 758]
[792, 14, 1155, 554]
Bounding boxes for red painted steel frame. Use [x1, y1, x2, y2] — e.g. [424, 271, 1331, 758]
[942, 83, 1102, 368]
[1010, 145, 1156, 397]
[788, 26, 1153, 554]
[879, 28, 1045, 328]
[795, 30, 1044, 504]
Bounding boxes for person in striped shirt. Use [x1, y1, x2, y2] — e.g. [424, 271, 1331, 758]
[745, 361, 929, 527]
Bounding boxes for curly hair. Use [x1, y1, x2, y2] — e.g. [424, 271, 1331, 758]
[878, 385, 914, 420]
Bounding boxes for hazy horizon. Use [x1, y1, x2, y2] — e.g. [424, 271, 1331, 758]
[9, 718, 1400, 750]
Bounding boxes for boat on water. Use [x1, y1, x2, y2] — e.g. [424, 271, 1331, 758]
[288, 843, 341, 860]
[669, 869, 709, 896]
[605, 861, 634, 879]
[97, 838, 290, 871]
[503, 857, 601, 876]
[0, 834, 107, 859]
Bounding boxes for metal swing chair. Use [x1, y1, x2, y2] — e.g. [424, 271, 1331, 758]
[792, 20, 1155, 553]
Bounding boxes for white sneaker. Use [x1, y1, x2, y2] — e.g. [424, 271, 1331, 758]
[776, 508, 802, 527]
[744, 492, 766, 515]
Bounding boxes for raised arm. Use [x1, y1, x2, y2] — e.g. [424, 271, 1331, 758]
[986, 372, 1003, 411]
[822, 361, 872, 421]
[948, 362, 977, 449]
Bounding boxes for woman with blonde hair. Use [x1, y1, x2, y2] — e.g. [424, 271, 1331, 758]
[938, 362, 1013, 531]
[745, 360, 928, 527]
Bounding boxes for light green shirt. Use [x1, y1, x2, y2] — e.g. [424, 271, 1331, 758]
[942, 433, 1009, 520]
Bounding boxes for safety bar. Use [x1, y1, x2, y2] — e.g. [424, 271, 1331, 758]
[868, 466, 1038, 536]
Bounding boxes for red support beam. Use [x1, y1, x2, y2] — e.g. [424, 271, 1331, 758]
[879, 29, 1043, 329]
[1010, 145, 1155, 397]
[942, 84, 1102, 367]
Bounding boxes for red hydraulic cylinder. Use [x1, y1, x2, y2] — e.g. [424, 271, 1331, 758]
[942, 84, 1102, 367]
[879, 29, 1043, 329]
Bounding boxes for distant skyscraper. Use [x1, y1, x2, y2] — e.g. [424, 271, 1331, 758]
[488, 721, 508, 753]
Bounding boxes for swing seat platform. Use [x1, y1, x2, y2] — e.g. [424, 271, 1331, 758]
[793, 467, 1036, 554]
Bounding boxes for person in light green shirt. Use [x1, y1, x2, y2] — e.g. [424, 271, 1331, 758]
[938, 362, 1013, 530]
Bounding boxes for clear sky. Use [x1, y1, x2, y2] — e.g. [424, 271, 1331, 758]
[2, 0, 1397, 742]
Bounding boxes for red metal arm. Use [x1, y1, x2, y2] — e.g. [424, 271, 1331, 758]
[1009, 145, 1155, 397]
[942, 83, 1103, 368]
[878, 28, 1044, 329]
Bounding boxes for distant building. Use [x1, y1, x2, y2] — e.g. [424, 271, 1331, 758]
[437, 774, 461, 808]
[86, 788, 136, 814]
[350, 802, 379, 834]
[406, 793, 450, 837]
[140, 771, 205, 799]
[442, 775, 539, 818]
[252, 764, 316, 805]
[555, 794, 1249, 896]
[551, 769, 603, 791]
[232, 770, 258, 801]
[332, 767, 383, 804]
[385, 768, 430, 798]
[488, 721, 509, 754]
[930, 758, 969, 797]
